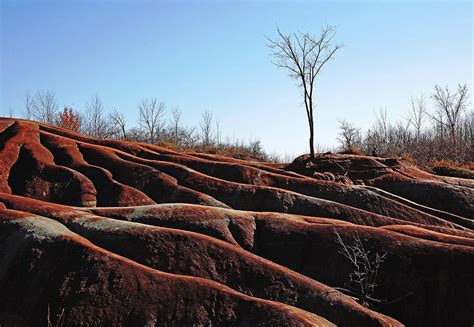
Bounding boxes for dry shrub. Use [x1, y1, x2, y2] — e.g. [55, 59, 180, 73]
[56, 107, 81, 132]
[429, 160, 474, 179]
[156, 140, 179, 151]
[338, 147, 364, 155]
[156, 142, 270, 162]
[334, 230, 387, 308]
[400, 152, 415, 164]
[430, 160, 473, 170]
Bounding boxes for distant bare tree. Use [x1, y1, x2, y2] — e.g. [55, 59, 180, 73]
[362, 108, 389, 157]
[267, 151, 282, 163]
[389, 120, 412, 157]
[333, 85, 472, 165]
[24, 90, 34, 119]
[431, 84, 469, 147]
[138, 98, 166, 144]
[83, 94, 111, 139]
[249, 139, 263, 156]
[267, 26, 343, 158]
[375, 107, 389, 142]
[170, 106, 182, 145]
[31, 90, 58, 124]
[337, 119, 361, 149]
[200, 110, 214, 147]
[408, 94, 427, 138]
[109, 109, 127, 139]
[215, 120, 221, 147]
[182, 126, 199, 147]
[466, 111, 474, 161]
[8, 106, 15, 118]
[125, 127, 146, 143]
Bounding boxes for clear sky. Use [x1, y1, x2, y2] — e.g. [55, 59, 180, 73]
[1, 0, 472, 157]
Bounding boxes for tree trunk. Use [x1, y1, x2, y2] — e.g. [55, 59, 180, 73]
[308, 98, 315, 159]
[309, 117, 315, 158]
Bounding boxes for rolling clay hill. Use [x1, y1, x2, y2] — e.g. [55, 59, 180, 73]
[0, 118, 473, 326]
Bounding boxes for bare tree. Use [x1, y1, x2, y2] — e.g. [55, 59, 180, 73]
[83, 94, 111, 139]
[31, 90, 58, 124]
[375, 107, 389, 142]
[138, 98, 166, 144]
[354, 85, 471, 165]
[24, 90, 34, 119]
[215, 120, 221, 148]
[267, 26, 343, 158]
[170, 106, 182, 145]
[109, 109, 127, 139]
[8, 106, 15, 118]
[182, 125, 199, 147]
[125, 127, 146, 143]
[431, 84, 469, 147]
[200, 110, 214, 147]
[408, 93, 427, 138]
[249, 139, 263, 156]
[467, 111, 474, 161]
[334, 229, 387, 308]
[368, 107, 392, 156]
[337, 119, 361, 150]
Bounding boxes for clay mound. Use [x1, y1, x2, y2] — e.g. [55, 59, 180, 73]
[1, 118, 473, 326]
[288, 153, 474, 218]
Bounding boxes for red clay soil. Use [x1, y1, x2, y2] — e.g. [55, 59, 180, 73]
[0, 118, 473, 326]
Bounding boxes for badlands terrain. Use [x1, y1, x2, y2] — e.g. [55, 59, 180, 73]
[0, 118, 473, 326]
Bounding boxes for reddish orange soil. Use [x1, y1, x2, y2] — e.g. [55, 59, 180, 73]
[0, 118, 473, 326]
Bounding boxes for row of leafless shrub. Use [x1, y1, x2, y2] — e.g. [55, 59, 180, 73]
[13, 84, 471, 166]
[20, 91, 279, 162]
[337, 84, 472, 168]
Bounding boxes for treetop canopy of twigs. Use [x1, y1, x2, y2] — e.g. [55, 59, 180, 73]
[265, 25, 344, 91]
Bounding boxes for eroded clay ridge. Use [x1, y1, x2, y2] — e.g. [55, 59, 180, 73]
[0, 118, 473, 326]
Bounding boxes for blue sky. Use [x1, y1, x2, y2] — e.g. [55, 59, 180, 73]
[1, 0, 472, 157]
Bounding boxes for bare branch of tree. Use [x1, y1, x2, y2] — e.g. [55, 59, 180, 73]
[170, 106, 182, 146]
[337, 119, 361, 150]
[407, 93, 427, 138]
[31, 90, 58, 124]
[8, 106, 15, 118]
[215, 120, 221, 147]
[138, 98, 166, 144]
[199, 110, 214, 147]
[24, 90, 34, 119]
[83, 94, 111, 139]
[431, 84, 470, 148]
[109, 109, 127, 139]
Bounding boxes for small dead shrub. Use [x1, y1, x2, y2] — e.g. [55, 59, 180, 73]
[430, 161, 474, 179]
[334, 229, 387, 308]
[338, 146, 364, 155]
[400, 152, 415, 164]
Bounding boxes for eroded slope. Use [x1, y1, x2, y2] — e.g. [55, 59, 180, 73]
[0, 118, 473, 326]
